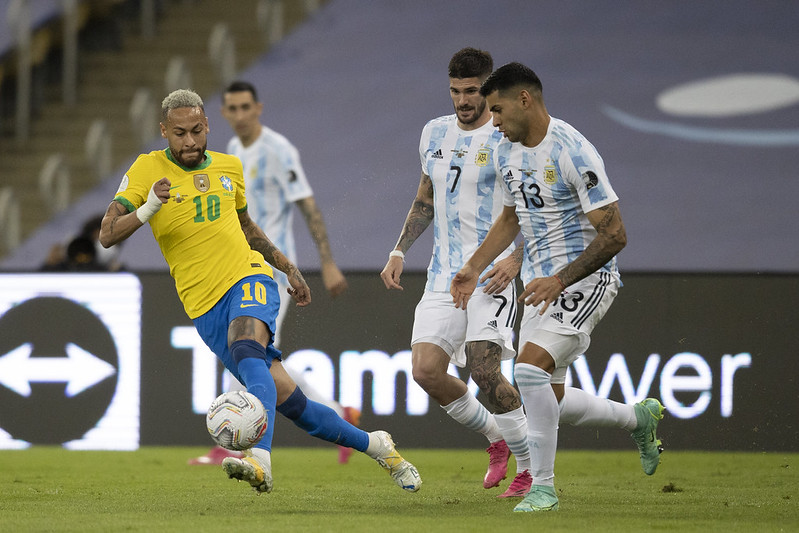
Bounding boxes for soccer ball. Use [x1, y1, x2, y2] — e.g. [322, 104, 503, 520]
[206, 391, 268, 451]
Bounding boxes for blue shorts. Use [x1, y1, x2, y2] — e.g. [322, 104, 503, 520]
[193, 274, 282, 383]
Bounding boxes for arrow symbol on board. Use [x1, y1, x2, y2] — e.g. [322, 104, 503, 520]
[0, 342, 116, 397]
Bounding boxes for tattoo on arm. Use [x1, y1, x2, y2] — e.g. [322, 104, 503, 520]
[240, 215, 296, 275]
[395, 174, 434, 252]
[511, 246, 524, 266]
[558, 203, 626, 286]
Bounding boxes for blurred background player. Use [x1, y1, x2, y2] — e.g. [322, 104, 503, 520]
[452, 62, 663, 512]
[381, 48, 532, 498]
[40, 213, 125, 272]
[190, 80, 356, 466]
[104, 88, 421, 494]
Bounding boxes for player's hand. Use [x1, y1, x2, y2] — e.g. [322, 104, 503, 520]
[450, 266, 478, 310]
[380, 256, 404, 290]
[286, 269, 311, 307]
[519, 276, 563, 315]
[152, 177, 171, 203]
[480, 254, 521, 294]
[137, 177, 171, 224]
[321, 262, 348, 297]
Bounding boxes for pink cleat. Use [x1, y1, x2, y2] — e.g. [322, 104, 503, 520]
[188, 446, 243, 466]
[338, 407, 362, 464]
[498, 469, 532, 498]
[483, 440, 511, 488]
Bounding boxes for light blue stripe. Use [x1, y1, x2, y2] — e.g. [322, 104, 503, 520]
[603, 105, 799, 147]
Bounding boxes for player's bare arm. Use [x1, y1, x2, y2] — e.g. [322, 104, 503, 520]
[99, 177, 170, 247]
[451, 205, 520, 309]
[519, 201, 627, 314]
[239, 211, 311, 306]
[480, 245, 523, 294]
[295, 196, 348, 297]
[380, 172, 434, 290]
[556, 201, 627, 287]
[395, 172, 435, 253]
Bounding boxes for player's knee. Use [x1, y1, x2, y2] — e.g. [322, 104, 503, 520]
[412, 364, 442, 393]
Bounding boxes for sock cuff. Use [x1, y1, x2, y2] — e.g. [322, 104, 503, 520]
[515, 363, 552, 389]
[493, 405, 525, 422]
[230, 339, 267, 364]
[441, 390, 474, 414]
[276, 386, 307, 420]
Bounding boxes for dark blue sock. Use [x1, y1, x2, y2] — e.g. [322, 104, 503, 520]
[277, 387, 369, 451]
[231, 339, 276, 452]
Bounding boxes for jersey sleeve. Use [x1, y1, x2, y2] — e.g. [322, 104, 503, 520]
[276, 141, 313, 203]
[231, 156, 248, 212]
[494, 141, 516, 207]
[564, 140, 618, 212]
[418, 120, 433, 174]
[113, 154, 154, 212]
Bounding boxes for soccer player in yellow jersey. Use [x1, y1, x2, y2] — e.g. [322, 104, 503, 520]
[99, 89, 421, 495]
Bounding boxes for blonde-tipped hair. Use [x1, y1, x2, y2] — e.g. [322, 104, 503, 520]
[161, 89, 204, 120]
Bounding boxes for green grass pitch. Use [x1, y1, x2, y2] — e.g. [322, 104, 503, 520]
[1, 447, 796, 532]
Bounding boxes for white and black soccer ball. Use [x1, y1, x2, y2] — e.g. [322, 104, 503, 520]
[206, 391, 268, 451]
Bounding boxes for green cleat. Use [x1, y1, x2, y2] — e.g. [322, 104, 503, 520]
[631, 398, 665, 475]
[513, 484, 559, 512]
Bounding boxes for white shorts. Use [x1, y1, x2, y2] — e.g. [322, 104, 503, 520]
[519, 271, 619, 380]
[411, 284, 517, 368]
[272, 277, 290, 347]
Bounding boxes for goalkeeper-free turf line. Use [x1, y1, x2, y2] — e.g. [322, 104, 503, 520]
[0, 447, 795, 532]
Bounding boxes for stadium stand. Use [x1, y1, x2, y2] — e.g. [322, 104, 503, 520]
[0, 0, 320, 258]
[1, 0, 797, 274]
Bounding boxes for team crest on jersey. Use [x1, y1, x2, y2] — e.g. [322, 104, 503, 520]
[193, 174, 210, 192]
[219, 175, 233, 191]
[475, 147, 491, 167]
[544, 165, 558, 184]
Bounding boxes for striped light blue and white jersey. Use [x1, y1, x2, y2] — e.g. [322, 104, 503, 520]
[419, 115, 514, 292]
[495, 116, 621, 285]
[226, 125, 313, 269]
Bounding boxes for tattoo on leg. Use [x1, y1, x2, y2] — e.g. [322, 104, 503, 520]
[466, 341, 522, 413]
[227, 316, 263, 346]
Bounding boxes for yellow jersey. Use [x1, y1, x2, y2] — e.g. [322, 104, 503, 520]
[114, 148, 274, 318]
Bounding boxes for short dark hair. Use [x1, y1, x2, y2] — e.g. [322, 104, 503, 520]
[66, 236, 97, 262]
[224, 80, 259, 102]
[479, 62, 543, 97]
[448, 47, 493, 80]
[80, 214, 104, 238]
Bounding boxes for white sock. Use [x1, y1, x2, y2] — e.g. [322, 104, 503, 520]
[515, 363, 558, 486]
[442, 391, 503, 442]
[365, 432, 383, 459]
[494, 406, 531, 473]
[249, 447, 272, 471]
[559, 387, 637, 431]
